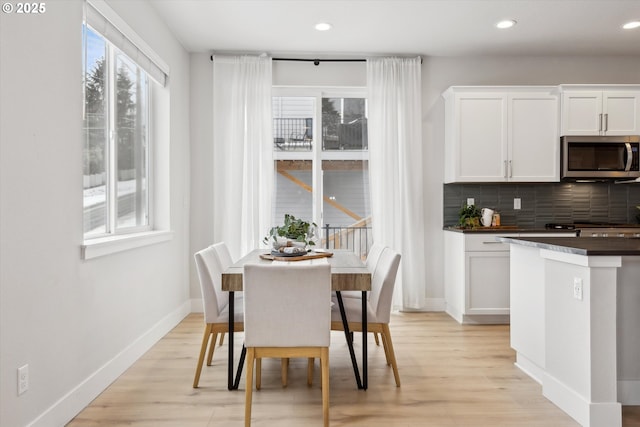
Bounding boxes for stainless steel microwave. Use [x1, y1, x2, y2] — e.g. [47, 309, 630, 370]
[561, 135, 640, 180]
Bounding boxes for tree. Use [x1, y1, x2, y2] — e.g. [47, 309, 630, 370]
[83, 56, 139, 176]
[84, 57, 106, 175]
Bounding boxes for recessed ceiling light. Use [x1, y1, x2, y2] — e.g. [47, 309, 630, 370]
[314, 22, 333, 31]
[496, 19, 517, 29]
[623, 21, 640, 30]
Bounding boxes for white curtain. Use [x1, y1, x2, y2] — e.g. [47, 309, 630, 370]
[367, 57, 426, 310]
[212, 55, 273, 259]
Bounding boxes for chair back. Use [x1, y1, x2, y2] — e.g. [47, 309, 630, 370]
[243, 261, 331, 348]
[213, 241, 234, 271]
[194, 244, 230, 323]
[365, 242, 386, 275]
[369, 247, 401, 324]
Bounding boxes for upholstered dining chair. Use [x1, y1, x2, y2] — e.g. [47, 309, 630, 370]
[331, 247, 402, 386]
[211, 242, 237, 348]
[243, 261, 331, 427]
[192, 243, 244, 388]
[340, 242, 386, 345]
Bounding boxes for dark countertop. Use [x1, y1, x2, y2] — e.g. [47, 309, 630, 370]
[498, 236, 640, 256]
[444, 226, 577, 235]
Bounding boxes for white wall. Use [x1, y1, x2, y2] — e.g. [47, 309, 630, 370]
[190, 54, 640, 310]
[0, 1, 191, 425]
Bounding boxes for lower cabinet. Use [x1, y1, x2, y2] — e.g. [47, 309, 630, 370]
[444, 232, 515, 324]
[444, 231, 576, 324]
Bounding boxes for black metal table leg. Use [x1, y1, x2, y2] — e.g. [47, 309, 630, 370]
[336, 291, 364, 389]
[228, 291, 235, 390]
[362, 290, 367, 390]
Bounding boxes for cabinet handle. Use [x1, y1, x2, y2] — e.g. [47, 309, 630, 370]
[604, 113, 608, 132]
[599, 113, 603, 132]
[504, 160, 508, 178]
[509, 160, 513, 178]
[482, 241, 504, 244]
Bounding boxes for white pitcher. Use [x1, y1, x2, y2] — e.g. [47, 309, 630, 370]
[481, 208, 494, 227]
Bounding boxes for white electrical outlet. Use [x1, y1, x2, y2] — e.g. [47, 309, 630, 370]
[514, 198, 521, 210]
[18, 364, 28, 395]
[573, 278, 583, 301]
[467, 198, 475, 206]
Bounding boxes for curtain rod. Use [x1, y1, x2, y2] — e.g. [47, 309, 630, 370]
[209, 55, 366, 65]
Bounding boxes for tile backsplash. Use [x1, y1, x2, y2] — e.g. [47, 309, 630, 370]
[444, 182, 640, 227]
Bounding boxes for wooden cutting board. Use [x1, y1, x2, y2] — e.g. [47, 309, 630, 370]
[259, 251, 334, 262]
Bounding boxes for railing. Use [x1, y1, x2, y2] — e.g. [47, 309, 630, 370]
[323, 223, 373, 260]
[273, 117, 313, 151]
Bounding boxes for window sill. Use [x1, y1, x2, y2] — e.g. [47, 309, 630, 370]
[81, 230, 174, 260]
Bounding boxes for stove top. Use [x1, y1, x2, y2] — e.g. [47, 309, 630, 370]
[545, 222, 640, 230]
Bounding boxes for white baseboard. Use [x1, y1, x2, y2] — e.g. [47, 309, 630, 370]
[29, 301, 191, 427]
[514, 353, 545, 385]
[543, 372, 621, 427]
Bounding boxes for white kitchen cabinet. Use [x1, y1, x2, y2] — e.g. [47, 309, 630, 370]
[560, 85, 640, 136]
[444, 232, 516, 324]
[444, 231, 576, 324]
[443, 86, 559, 183]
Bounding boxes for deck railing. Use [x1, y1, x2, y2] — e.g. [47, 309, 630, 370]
[273, 117, 313, 150]
[322, 222, 373, 260]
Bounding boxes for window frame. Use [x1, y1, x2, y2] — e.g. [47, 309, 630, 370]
[83, 25, 153, 240]
[81, 1, 172, 260]
[272, 85, 369, 228]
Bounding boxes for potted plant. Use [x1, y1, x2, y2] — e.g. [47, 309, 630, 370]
[458, 204, 481, 228]
[264, 214, 318, 249]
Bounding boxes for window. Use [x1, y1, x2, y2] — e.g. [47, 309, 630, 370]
[83, 25, 150, 238]
[272, 88, 371, 255]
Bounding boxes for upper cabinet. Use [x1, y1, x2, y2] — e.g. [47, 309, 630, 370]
[560, 85, 640, 136]
[443, 86, 559, 183]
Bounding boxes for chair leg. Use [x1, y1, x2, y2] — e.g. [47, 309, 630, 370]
[382, 324, 401, 387]
[245, 348, 255, 427]
[307, 358, 314, 386]
[219, 332, 225, 346]
[256, 358, 262, 390]
[281, 358, 289, 387]
[320, 348, 330, 427]
[206, 331, 218, 366]
[380, 330, 392, 366]
[374, 332, 380, 346]
[193, 324, 213, 388]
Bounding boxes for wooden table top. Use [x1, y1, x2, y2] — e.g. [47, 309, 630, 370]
[221, 249, 371, 292]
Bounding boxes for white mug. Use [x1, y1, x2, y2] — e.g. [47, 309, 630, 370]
[481, 208, 494, 227]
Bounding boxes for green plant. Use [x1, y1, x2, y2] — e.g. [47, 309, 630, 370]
[264, 214, 317, 246]
[458, 204, 481, 228]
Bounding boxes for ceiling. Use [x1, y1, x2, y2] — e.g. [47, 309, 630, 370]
[150, 0, 640, 57]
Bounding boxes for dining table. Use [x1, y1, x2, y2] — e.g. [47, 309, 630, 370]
[221, 249, 372, 391]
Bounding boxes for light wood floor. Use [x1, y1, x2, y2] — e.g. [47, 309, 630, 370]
[68, 312, 640, 426]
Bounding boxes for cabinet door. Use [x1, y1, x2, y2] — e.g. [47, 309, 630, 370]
[508, 93, 559, 181]
[561, 91, 603, 135]
[453, 93, 508, 181]
[602, 91, 640, 135]
[465, 251, 510, 315]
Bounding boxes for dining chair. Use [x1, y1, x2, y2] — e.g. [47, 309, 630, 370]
[341, 242, 385, 299]
[211, 242, 237, 348]
[192, 243, 244, 388]
[243, 261, 331, 427]
[331, 247, 402, 386]
[339, 242, 386, 345]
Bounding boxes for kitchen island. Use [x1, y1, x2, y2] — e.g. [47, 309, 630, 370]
[500, 236, 640, 427]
